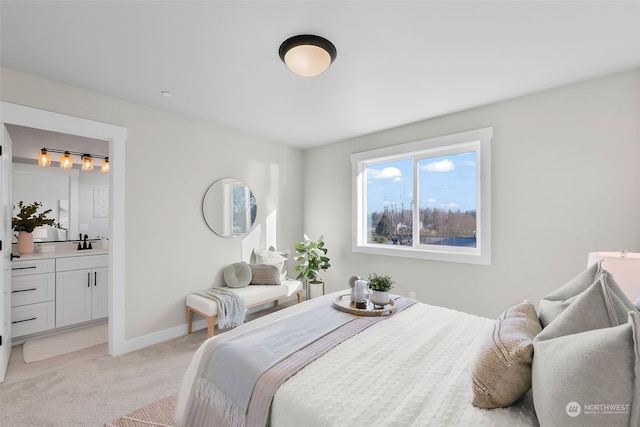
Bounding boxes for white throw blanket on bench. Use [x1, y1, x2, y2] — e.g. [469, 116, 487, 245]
[195, 287, 246, 329]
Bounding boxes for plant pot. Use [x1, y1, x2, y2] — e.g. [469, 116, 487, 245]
[17, 231, 35, 254]
[308, 280, 325, 299]
[370, 290, 390, 306]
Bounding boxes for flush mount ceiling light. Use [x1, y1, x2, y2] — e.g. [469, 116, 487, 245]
[279, 34, 337, 77]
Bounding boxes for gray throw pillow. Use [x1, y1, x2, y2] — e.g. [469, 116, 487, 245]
[249, 264, 281, 285]
[223, 262, 252, 288]
[538, 261, 603, 328]
[532, 311, 640, 426]
[471, 300, 542, 409]
[536, 271, 639, 341]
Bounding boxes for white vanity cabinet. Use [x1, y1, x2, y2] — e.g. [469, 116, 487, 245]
[55, 255, 109, 328]
[10, 259, 56, 337]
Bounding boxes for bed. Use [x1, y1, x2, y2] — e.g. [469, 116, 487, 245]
[175, 292, 538, 426]
[176, 262, 640, 427]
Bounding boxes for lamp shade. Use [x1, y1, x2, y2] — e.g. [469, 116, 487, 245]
[60, 151, 73, 169]
[81, 154, 94, 171]
[39, 148, 51, 167]
[279, 35, 337, 77]
[587, 251, 640, 305]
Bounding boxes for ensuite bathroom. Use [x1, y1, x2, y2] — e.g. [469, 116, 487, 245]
[5, 123, 111, 382]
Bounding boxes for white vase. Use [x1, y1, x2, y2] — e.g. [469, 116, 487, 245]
[17, 231, 35, 254]
[370, 290, 389, 306]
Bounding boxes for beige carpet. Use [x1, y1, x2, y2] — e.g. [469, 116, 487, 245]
[22, 323, 108, 363]
[105, 394, 178, 427]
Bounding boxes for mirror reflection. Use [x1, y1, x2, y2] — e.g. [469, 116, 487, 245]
[12, 162, 109, 242]
[7, 124, 110, 243]
[203, 178, 257, 238]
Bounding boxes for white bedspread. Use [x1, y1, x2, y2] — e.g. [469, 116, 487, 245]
[270, 303, 539, 427]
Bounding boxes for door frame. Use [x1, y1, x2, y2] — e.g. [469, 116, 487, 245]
[0, 102, 127, 356]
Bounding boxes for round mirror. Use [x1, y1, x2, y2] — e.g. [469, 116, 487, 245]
[203, 178, 257, 238]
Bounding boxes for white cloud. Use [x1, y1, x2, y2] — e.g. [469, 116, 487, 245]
[421, 158, 455, 172]
[447, 202, 460, 211]
[368, 166, 402, 181]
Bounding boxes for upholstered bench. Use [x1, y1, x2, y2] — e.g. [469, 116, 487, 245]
[186, 279, 303, 337]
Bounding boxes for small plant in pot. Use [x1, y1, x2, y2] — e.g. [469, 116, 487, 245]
[367, 273, 394, 306]
[294, 235, 331, 298]
[12, 201, 60, 254]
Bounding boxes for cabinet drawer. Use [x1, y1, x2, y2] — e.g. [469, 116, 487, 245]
[11, 301, 56, 337]
[11, 273, 56, 307]
[11, 259, 55, 277]
[56, 255, 108, 272]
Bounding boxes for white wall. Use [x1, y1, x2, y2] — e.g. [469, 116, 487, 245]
[303, 69, 640, 318]
[1, 67, 304, 340]
[77, 170, 109, 240]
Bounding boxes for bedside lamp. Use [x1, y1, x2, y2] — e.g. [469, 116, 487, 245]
[587, 251, 640, 306]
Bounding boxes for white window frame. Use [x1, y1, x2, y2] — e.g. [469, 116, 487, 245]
[351, 127, 492, 265]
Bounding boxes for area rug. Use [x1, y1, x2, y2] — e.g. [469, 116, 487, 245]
[105, 394, 178, 427]
[22, 322, 108, 363]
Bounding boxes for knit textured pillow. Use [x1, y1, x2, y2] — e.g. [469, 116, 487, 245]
[253, 248, 288, 281]
[471, 300, 542, 409]
[249, 264, 282, 285]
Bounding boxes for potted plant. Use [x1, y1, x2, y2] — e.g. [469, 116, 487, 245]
[294, 234, 331, 298]
[12, 201, 59, 254]
[367, 273, 394, 306]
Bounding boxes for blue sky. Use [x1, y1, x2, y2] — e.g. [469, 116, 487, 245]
[366, 152, 477, 214]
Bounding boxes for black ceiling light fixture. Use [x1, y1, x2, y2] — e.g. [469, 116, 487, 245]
[279, 34, 337, 77]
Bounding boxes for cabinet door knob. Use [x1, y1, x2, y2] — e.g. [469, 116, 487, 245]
[94, 271, 97, 286]
[87, 272, 91, 287]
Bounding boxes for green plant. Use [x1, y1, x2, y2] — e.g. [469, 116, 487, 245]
[294, 235, 331, 282]
[12, 201, 59, 233]
[367, 273, 394, 292]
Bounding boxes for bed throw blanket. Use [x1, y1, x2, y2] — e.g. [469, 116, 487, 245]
[195, 287, 246, 329]
[177, 295, 416, 427]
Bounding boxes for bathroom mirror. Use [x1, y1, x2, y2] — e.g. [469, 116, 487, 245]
[203, 178, 257, 238]
[8, 124, 109, 242]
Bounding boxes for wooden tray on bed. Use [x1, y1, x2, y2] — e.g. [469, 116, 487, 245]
[332, 293, 396, 316]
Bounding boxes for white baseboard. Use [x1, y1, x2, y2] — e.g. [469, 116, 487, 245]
[119, 318, 208, 354]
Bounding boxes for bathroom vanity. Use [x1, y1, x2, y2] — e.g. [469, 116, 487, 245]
[10, 248, 109, 339]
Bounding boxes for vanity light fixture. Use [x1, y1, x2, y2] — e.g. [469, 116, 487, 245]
[38, 147, 109, 173]
[279, 34, 337, 77]
[81, 154, 94, 171]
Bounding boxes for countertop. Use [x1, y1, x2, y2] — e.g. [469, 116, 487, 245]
[12, 248, 109, 261]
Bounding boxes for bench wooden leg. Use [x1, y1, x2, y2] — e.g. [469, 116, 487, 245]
[187, 306, 217, 338]
[207, 315, 217, 338]
[296, 291, 302, 304]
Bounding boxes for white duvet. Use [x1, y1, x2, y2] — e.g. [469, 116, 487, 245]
[270, 302, 539, 427]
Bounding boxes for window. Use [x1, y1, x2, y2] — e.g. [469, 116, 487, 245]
[351, 127, 492, 265]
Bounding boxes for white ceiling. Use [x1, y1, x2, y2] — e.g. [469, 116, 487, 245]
[2, 1, 639, 149]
